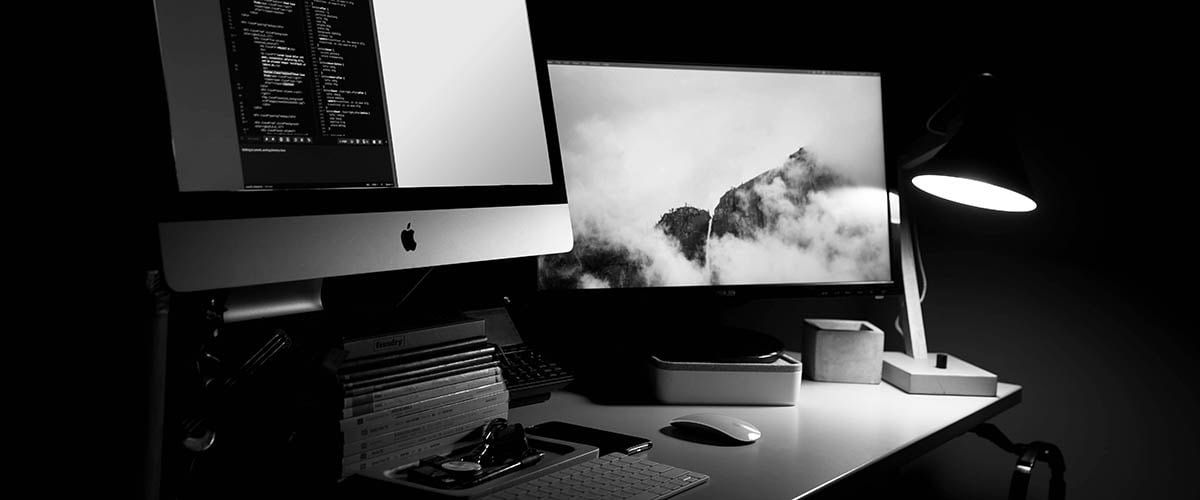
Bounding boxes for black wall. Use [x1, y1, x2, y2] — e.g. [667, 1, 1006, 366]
[106, 4, 1193, 499]
[880, 55, 1198, 498]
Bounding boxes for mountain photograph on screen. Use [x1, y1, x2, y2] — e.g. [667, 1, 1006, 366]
[538, 63, 891, 289]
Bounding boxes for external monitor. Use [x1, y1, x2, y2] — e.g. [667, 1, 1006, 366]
[152, 0, 572, 293]
[537, 61, 900, 299]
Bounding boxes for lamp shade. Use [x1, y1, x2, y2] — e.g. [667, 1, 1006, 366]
[909, 74, 1036, 213]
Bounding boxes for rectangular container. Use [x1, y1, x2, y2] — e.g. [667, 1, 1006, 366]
[649, 354, 802, 405]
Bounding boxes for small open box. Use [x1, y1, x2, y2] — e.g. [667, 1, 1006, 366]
[801, 319, 884, 384]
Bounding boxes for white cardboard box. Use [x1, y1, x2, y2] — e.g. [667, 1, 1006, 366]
[649, 353, 802, 405]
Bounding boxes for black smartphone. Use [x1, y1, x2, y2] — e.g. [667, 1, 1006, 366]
[526, 421, 652, 455]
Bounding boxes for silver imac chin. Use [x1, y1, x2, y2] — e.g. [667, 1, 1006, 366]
[159, 205, 572, 293]
[153, 0, 572, 293]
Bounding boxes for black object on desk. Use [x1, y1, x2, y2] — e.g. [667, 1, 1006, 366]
[527, 421, 653, 455]
[405, 419, 544, 490]
[340, 435, 599, 498]
[653, 327, 784, 364]
[493, 343, 574, 407]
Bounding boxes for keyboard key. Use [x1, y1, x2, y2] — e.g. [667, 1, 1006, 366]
[661, 468, 690, 479]
[494, 343, 576, 407]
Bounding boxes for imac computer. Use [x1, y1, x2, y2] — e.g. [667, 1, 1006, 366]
[152, 0, 572, 295]
[534, 61, 902, 355]
[147, 3, 572, 496]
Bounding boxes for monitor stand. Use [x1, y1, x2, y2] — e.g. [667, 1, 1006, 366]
[220, 279, 326, 323]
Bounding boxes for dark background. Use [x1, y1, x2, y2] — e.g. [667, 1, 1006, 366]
[89, 3, 1193, 499]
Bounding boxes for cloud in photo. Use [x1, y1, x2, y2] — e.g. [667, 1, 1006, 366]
[708, 186, 890, 285]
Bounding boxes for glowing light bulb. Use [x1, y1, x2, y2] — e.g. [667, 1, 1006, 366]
[912, 175, 1036, 212]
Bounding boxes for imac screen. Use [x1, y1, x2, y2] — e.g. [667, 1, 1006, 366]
[166, 0, 553, 192]
[538, 62, 892, 289]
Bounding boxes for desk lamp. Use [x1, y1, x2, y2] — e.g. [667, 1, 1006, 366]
[882, 72, 1036, 396]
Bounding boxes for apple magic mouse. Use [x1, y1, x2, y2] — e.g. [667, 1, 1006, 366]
[668, 413, 762, 443]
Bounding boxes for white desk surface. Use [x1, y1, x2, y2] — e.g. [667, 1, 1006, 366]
[510, 380, 1022, 499]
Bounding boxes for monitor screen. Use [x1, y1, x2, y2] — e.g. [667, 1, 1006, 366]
[537, 61, 897, 294]
[153, 0, 572, 292]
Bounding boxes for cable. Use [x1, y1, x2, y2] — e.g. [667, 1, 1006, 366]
[923, 72, 994, 136]
[924, 100, 955, 136]
[914, 218, 928, 303]
[394, 267, 435, 309]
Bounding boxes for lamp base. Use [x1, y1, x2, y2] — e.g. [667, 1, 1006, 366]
[881, 351, 998, 396]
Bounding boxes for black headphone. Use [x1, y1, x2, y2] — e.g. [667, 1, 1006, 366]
[972, 423, 1066, 500]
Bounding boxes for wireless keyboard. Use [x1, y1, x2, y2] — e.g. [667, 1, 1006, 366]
[494, 343, 575, 407]
[480, 452, 708, 500]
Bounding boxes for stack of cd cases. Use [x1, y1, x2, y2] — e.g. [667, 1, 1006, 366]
[336, 316, 509, 478]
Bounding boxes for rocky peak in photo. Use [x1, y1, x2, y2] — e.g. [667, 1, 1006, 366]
[710, 147, 848, 240]
[655, 205, 711, 265]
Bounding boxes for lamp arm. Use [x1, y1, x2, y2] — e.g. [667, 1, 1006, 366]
[897, 196, 928, 360]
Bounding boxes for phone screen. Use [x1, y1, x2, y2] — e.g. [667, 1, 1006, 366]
[527, 421, 652, 455]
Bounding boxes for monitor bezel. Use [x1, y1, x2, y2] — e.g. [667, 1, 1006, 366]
[533, 59, 904, 300]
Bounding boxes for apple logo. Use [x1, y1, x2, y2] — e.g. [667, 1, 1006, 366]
[401, 223, 416, 251]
